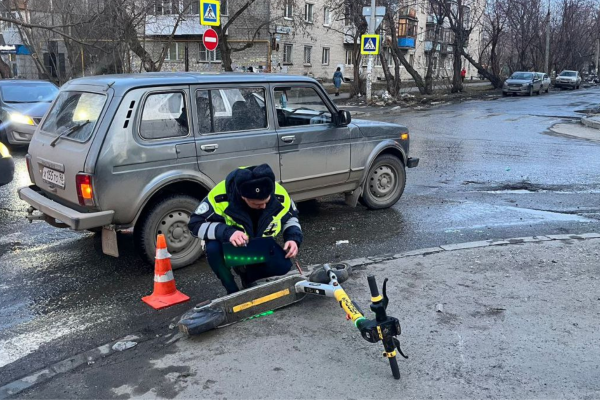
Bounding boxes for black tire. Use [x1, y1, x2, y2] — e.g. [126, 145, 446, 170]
[502, 92, 508, 97]
[134, 194, 203, 269]
[361, 155, 406, 210]
[545, 87, 549, 93]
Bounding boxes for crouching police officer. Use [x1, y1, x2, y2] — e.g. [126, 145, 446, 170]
[188, 164, 303, 294]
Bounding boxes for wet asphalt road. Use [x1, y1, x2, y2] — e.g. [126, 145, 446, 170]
[1, 87, 600, 390]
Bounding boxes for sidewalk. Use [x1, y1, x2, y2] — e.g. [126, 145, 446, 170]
[9, 233, 600, 399]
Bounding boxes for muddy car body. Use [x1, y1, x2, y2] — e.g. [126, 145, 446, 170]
[19, 73, 419, 268]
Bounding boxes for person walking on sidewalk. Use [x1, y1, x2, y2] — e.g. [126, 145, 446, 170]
[333, 67, 344, 96]
[461, 67, 467, 82]
[188, 164, 303, 294]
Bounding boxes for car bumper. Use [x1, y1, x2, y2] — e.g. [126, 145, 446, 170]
[407, 157, 419, 168]
[555, 82, 576, 88]
[4, 122, 36, 145]
[18, 185, 115, 230]
[503, 87, 528, 94]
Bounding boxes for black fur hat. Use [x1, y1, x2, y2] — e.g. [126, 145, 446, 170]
[235, 164, 275, 200]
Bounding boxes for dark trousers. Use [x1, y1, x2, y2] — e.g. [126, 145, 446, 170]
[205, 240, 292, 294]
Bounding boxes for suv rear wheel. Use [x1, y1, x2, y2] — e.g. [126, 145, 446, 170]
[360, 155, 406, 210]
[135, 194, 203, 269]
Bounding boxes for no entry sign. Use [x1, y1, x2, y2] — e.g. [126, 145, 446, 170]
[203, 28, 219, 51]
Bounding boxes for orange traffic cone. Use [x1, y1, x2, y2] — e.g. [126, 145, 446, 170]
[142, 234, 190, 310]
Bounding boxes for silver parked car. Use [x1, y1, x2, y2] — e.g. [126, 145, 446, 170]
[18, 73, 419, 268]
[0, 80, 59, 146]
[535, 72, 551, 93]
[554, 70, 581, 89]
[502, 72, 543, 96]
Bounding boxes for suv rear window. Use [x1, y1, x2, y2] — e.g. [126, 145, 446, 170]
[41, 91, 106, 142]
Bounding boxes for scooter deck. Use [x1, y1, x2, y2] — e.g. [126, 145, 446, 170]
[178, 274, 307, 335]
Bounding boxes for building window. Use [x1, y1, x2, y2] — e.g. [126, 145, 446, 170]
[304, 46, 312, 65]
[304, 3, 314, 23]
[344, 4, 351, 26]
[165, 42, 185, 61]
[199, 44, 222, 62]
[183, 0, 199, 14]
[322, 47, 330, 65]
[283, 44, 293, 64]
[150, 0, 181, 15]
[284, 1, 293, 19]
[345, 49, 353, 65]
[323, 7, 331, 26]
[398, 18, 418, 37]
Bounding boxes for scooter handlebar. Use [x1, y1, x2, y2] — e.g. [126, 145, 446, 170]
[367, 275, 380, 298]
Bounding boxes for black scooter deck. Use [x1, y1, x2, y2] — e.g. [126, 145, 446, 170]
[178, 274, 306, 335]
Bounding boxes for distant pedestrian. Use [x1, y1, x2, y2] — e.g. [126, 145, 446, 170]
[461, 68, 466, 82]
[333, 67, 344, 96]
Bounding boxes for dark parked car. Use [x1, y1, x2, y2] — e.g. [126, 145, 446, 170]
[0, 142, 14, 186]
[0, 80, 59, 146]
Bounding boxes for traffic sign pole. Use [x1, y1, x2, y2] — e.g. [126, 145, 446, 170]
[366, 0, 376, 104]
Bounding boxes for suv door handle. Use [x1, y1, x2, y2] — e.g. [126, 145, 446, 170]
[281, 135, 295, 143]
[200, 144, 219, 152]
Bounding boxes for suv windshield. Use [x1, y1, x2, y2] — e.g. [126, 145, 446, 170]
[41, 91, 106, 142]
[560, 71, 576, 77]
[1, 83, 58, 103]
[510, 73, 533, 80]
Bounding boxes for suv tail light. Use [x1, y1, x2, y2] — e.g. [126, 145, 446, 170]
[25, 154, 35, 184]
[76, 173, 95, 206]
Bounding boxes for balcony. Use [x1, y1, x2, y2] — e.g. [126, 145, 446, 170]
[441, 44, 453, 54]
[424, 40, 441, 52]
[398, 37, 415, 49]
[1, 28, 23, 45]
[426, 15, 437, 24]
[145, 14, 229, 36]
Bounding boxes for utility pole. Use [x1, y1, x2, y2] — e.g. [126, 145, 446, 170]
[366, 0, 376, 103]
[544, 0, 550, 74]
[596, 39, 600, 76]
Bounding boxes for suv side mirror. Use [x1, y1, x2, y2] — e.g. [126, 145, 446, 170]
[337, 110, 351, 126]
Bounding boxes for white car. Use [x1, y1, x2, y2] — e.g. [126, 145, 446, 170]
[536, 72, 551, 93]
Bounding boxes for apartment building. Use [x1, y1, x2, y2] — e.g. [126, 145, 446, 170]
[1, 0, 484, 83]
[0, 0, 71, 80]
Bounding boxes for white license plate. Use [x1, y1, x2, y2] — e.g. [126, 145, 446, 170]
[42, 167, 65, 188]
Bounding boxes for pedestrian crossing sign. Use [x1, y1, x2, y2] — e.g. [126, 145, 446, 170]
[200, 0, 220, 26]
[361, 34, 380, 55]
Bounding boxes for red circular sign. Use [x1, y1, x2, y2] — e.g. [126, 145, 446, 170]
[203, 28, 219, 51]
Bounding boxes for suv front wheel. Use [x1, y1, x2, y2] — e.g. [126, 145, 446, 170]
[361, 154, 406, 210]
[135, 194, 203, 269]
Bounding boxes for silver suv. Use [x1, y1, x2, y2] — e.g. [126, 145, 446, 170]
[555, 70, 581, 89]
[18, 73, 419, 268]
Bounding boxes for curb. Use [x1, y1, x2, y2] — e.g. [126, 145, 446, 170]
[581, 116, 600, 130]
[328, 233, 600, 271]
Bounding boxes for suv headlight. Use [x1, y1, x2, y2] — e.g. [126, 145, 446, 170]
[9, 112, 35, 126]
